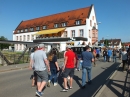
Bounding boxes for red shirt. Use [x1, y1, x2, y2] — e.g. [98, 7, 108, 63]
[65, 50, 75, 68]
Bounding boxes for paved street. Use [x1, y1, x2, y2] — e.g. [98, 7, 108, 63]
[0, 58, 121, 97]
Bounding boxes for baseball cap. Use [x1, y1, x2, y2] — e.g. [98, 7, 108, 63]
[39, 44, 44, 48]
[66, 45, 72, 49]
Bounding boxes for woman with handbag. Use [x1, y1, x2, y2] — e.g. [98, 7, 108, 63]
[47, 51, 59, 87]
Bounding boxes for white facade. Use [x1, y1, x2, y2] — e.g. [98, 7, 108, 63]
[13, 5, 98, 52]
[13, 32, 37, 51]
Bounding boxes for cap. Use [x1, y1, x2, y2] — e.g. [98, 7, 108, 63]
[39, 44, 44, 48]
[66, 45, 72, 49]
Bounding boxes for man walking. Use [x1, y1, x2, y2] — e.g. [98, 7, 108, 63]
[81, 45, 94, 89]
[61, 46, 76, 92]
[32, 44, 50, 97]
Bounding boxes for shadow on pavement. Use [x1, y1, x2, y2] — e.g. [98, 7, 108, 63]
[106, 71, 130, 97]
[69, 62, 120, 97]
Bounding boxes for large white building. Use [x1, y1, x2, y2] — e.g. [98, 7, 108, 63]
[13, 4, 98, 52]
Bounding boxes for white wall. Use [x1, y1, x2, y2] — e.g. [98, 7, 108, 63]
[13, 32, 37, 51]
[86, 5, 98, 46]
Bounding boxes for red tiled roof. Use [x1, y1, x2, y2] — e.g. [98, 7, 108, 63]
[14, 6, 91, 34]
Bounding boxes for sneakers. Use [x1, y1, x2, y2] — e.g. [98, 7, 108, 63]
[70, 87, 73, 90]
[88, 80, 92, 85]
[47, 82, 50, 87]
[36, 91, 42, 97]
[82, 85, 86, 89]
[61, 88, 69, 92]
[54, 83, 58, 86]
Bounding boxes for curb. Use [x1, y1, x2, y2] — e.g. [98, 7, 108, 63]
[95, 63, 122, 97]
[0, 66, 28, 73]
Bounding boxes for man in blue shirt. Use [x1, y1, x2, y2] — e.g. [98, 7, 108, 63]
[107, 48, 112, 62]
[81, 45, 94, 89]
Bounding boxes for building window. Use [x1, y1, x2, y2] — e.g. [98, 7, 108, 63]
[72, 30, 75, 37]
[43, 26, 47, 29]
[93, 33, 95, 37]
[30, 27, 34, 32]
[17, 30, 20, 33]
[31, 35, 34, 40]
[76, 20, 81, 25]
[90, 20, 92, 27]
[62, 22, 67, 27]
[20, 36, 22, 41]
[80, 29, 84, 37]
[21, 29, 23, 32]
[23, 35, 26, 41]
[20, 44, 22, 50]
[64, 31, 67, 37]
[92, 16, 94, 20]
[54, 24, 58, 28]
[94, 23, 96, 27]
[89, 30, 91, 38]
[16, 36, 18, 41]
[16, 44, 18, 50]
[36, 26, 40, 31]
[27, 35, 30, 41]
[25, 28, 28, 32]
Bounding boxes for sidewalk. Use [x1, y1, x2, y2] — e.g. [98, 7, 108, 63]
[98, 65, 130, 97]
[0, 58, 64, 72]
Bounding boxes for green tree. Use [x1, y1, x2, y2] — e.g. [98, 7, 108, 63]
[0, 36, 10, 50]
[104, 39, 109, 46]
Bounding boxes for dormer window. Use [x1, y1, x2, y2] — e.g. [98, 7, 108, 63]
[30, 28, 34, 32]
[62, 22, 67, 27]
[25, 29, 28, 32]
[17, 30, 20, 33]
[54, 23, 59, 28]
[21, 29, 23, 32]
[43, 26, 47, 29]
[76, 20, 81, 25]
[36, 26, 40, 31]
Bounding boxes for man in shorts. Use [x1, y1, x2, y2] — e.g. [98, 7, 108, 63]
[61, 45, 76, 92]
[32, 44, 50, 97]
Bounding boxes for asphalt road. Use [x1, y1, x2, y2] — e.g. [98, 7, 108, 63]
[0, 58, 121, 97]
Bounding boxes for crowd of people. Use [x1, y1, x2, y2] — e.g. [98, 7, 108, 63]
[28, 44, 130, 97]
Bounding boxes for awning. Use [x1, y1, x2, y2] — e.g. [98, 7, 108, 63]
[34, 28, 65, 35]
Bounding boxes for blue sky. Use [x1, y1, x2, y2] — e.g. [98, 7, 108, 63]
[0, 0, 130, 42]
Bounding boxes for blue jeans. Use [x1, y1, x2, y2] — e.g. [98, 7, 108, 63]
[78, 61, 82, 70]
[104, 56, 106, 61]
[49, 68, 57, 83]
[82, 66, 92, 86]
[113, 56, 117, 62]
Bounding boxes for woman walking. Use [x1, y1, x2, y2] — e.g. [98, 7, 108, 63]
[47, 51, 59, 87]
